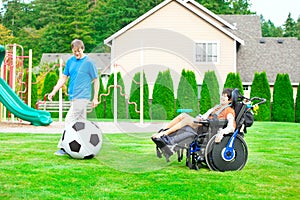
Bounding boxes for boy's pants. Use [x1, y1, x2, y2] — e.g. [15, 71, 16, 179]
[57, 99, 89, 148]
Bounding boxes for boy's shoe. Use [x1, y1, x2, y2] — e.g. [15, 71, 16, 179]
[54, 149, 67, 156]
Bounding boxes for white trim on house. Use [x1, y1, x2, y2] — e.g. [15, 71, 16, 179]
[104, 0, 244, 46]
[186, 0, 237, 30]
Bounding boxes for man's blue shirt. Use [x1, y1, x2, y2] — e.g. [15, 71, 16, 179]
[64, 56, 98, 100]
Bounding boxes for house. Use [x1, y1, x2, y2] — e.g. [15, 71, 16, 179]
[103, 0, 300, 100]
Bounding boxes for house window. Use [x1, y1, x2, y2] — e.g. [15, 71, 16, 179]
[195, 42, 218, 63]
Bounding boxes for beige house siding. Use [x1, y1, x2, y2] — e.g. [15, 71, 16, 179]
[110, 0, 238, 98]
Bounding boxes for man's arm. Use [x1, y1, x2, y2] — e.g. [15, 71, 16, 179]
[91, 77, 99, 108]
[48, 75, 68, 101]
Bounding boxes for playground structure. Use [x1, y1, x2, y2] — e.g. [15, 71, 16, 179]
[0, 44, 52, 126]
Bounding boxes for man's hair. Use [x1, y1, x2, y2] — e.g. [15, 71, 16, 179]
[222, 88, 233, 100]
[71, 39, 84, 50]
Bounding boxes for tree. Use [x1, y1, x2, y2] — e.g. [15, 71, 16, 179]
[41, 72, 58, 118]
[152, 69, 175, 120]
[197, 0, 253, 14]
[176, 69, 199, 117]
[0, 24, 14, 44]
[105, 72, 126, 119]
[203, 70, 219, 106]
[260, 16, 283, 37]
[283, 13, 297, 37]
[95, 77, 106, 119]
[271, 74, 294, 122]
[295, 82, 300, 123]
[199, 81, 211, 114]
[250, 72, 271, 121]
[128, 72, 150, 120]
[223, 72, 244, 95]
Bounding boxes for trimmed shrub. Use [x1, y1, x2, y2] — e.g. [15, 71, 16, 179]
[152, 69, 175, 120]
[176, 69, 199, 117]
[223, 72, 244, 95]
[271, 73, 294, 122]
[105, 72, 126, 119]
[295, 82, 300, 123]
[41, 72, 58, 118]
[204, 70, 220, 106]
[94, 77, 106, 119]
[199, 81, 212, 114]
[128, 72, 150, 119]
[250, 71, 271, 121]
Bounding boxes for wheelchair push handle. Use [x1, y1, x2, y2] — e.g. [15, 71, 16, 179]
[249, 97, 266, 106]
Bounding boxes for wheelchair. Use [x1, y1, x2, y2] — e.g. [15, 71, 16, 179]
[152, 89, 266, 172]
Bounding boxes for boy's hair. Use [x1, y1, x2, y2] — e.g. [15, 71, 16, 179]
[222, 88, 233, 100]
[71, 39, 84, 50]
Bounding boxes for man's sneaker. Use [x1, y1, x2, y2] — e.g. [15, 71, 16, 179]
[54, 149, 67, 156]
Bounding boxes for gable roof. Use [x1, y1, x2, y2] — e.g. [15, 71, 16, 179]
[104, 0, 244, 46]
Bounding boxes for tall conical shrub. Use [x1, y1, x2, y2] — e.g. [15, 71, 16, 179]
[105, 72, 126, 119]
[272, 73, 294, 122]
[176, 69, 199, 117]
[223, 72, 244, 95]
[250, 71, 271, 121]
[128, 72, 150, 119]
[152, 69, 175, 120]
[95, 77, 106, 119]
[295, 82, 300, 123]
[199, 81, 211, 114]
[204, 70, 219, 106]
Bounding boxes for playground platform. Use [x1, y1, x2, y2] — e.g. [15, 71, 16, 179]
[0, 121, 166, 134]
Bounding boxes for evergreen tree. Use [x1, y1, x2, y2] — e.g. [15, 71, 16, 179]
[199, 81, 211, 114]
[105, 72, 126, 119]
[250, 72, 271, 121]
[260, 16, 283, 37]
[295, 82, 300, 123]
[223, 72, 244, 95]
[152, 69, 175, 120]
[128, 72, 150, 119]
[283, 13, 297, 37]
[95, 77, 106, 119]
[203, 70, 219, 106]
[41, 72, 58, 118]
[176, 69, 199, 117]
[271, 74, 294, 122]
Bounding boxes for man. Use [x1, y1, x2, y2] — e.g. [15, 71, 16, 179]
[48, 39, 99, 156]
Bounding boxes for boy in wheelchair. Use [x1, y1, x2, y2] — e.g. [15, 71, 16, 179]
[151, 88, 265, 171]
[152, 88, 235, 141]
[151, 88, 236, 162]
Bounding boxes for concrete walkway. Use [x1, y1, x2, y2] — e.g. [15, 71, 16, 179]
[0, 121, 166, 134]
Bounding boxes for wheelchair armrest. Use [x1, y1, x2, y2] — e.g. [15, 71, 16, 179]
[193, 120, 209, 126]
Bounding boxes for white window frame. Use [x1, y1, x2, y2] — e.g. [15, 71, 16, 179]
[195, 41, 220, 64]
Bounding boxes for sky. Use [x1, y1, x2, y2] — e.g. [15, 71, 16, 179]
[249, 0, 300, 26]
[0, 0, 299, 27]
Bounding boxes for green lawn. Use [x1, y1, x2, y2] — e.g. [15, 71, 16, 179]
[0, 122, 299, 199]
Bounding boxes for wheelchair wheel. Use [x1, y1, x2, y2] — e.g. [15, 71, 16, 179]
[205, 134, 248, 171]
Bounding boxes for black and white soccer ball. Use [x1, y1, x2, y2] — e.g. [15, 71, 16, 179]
[61, 120, 102, 159]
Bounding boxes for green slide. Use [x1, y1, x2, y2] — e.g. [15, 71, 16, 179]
[0, 45, 52, 126]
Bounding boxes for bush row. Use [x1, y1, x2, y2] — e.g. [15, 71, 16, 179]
[24, 69, 300, 123]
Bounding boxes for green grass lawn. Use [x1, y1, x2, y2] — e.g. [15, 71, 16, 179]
[0, 122, 299, 199]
